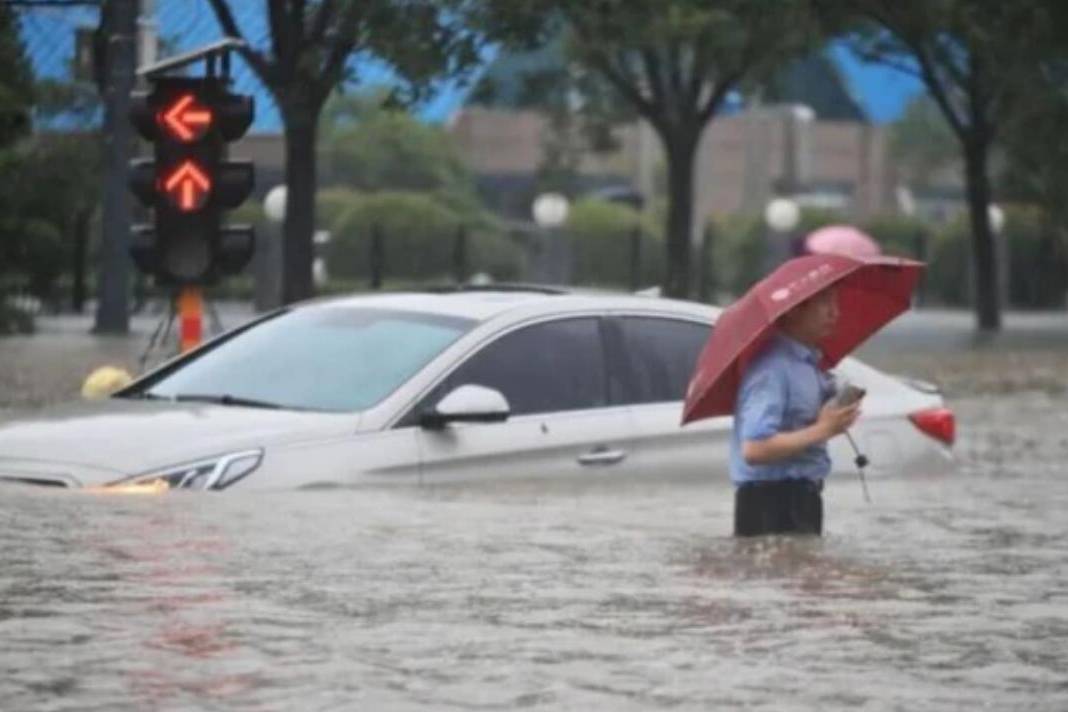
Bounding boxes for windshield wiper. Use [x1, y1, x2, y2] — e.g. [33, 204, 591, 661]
[116, 390, 169, 401]
[171, 393, 284, 409]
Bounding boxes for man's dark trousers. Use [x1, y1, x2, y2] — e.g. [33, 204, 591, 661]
[734, 478, 823, 536]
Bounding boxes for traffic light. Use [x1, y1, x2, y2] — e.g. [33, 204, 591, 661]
[128, 76, 255, 285]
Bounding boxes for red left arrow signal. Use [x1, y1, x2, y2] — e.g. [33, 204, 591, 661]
[163, 161, 212, 212]
[159, 94, 213, 142]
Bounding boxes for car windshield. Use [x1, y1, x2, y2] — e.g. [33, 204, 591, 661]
[137, 306, 477, 412]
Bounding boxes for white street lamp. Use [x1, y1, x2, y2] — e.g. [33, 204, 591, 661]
[264, 184, 287, 223]
[763, 197, 801, 274]
[988, 203, 1005, 234]
[764, 197, 801, 233]
[532, 192, 570, 228]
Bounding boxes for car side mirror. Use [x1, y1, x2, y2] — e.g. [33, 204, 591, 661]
[420, 384, 511, 429]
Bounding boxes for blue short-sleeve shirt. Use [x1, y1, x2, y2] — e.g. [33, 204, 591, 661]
[729, 333, 836, 485]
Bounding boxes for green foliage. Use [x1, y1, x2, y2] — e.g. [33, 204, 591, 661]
[890, 95, 959, 188]
[877, 209, 1067, 309]
[0, 300, 34, 335]
[925, 217, 972, 307]
[480, 0, 821, 298]
[1003, 206, 1068, 309]
[0, 134, 101, 302]
[323, 190, 522, 283]
[710, 213, 765, 297]
[797, 207, 847, 235]
[0, 5, 33, 150]
[319, 91, 485, 219]
[860, 215, 927, 259]
[565, 199, 664, 288]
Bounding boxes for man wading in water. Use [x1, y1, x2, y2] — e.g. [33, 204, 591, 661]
[729, 287, 861, 536]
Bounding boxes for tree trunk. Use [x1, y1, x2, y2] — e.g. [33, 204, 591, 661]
[280, 114, 318, 304]
[963, 140, 1001, 331]
[662, 134, 698, 299]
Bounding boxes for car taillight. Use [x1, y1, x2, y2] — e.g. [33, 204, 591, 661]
[909, 407, 955, 446]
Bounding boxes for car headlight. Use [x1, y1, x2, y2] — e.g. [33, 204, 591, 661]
[104, 450, 263, 492]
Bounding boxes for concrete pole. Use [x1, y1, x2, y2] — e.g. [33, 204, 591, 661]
[94, 0, 138, 334]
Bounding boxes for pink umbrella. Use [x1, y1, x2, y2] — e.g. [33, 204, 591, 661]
[805, 225, 881, 258]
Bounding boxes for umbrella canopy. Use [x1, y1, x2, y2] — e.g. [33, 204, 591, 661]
[805, 225, 881, 258]
[681, 254, 923, 425]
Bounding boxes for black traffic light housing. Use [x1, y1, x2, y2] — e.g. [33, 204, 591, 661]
[128, 64, 255, 286]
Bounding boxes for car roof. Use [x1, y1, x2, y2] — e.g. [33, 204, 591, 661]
[303, 285, 720, 323]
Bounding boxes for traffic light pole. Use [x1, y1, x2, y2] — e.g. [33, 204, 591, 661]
[177, 286, 203, 353]
[95, 0, 138, 334]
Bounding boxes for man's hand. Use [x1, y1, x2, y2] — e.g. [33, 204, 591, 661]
[817, 400, 861, 439]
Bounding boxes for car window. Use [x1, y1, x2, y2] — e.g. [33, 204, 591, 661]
[139, 307, 476, 412]
[426, 317, 608, 418]
[618, 316, 711, 404]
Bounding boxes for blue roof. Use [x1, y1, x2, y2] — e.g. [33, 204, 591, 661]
[16, 0, 469, 133]
[827, 41, 924, 123]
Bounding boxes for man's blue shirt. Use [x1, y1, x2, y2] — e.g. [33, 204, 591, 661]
[729, 333, 836, 485]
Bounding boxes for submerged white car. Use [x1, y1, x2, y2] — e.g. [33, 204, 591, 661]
[0, 287, 955, 491]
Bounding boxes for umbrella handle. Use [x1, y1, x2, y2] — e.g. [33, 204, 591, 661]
[844, 430, 872, 504]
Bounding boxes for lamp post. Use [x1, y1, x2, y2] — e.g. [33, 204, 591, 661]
[531, 192, 571, 284]
[989, 203, 1008, 311]
[896, 184, 927, 306]
[257, 185, 286, 311]
[763, 197, 800, 274]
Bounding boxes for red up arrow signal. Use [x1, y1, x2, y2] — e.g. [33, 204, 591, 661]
[159, 94, 213, 142]
[163, 161, 212, 212]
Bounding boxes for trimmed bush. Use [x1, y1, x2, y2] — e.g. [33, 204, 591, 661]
[563, 199, 665, 289]
[324, 190, 522, 283]
[710, 213, 765, 297]
[1003, 206, 1068, 309]
[861, 215, 928, 259]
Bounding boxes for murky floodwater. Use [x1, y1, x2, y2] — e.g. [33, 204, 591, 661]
[3, 387, 1067, 710]
[4, 313, 1068, 710]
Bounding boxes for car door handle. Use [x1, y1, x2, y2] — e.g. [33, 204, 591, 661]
[577, 447, 627, 467]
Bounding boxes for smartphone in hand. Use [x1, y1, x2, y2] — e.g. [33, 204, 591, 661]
[835, 383, 867, 407]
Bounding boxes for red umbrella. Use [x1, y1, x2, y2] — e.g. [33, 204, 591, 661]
[804, 224, 881, 258]
[681, 254, 924, 425]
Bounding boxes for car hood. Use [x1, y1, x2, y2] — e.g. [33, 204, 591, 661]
[0, 398, 359, 486]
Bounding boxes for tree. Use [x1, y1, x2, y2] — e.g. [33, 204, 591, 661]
[481, 0, 818, 299]
[998, 3, 1068, 261]
[889, 95, 958, 190]
[0, 1, 36, 323]
[206, 0, 480, 304]
[0, 4, 32, 151]
[832, 1, 1057, 331]
[318, 90, 481, 216]
[469, 28, 638, 196]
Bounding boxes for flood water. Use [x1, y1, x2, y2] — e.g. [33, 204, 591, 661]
[2, 317, 1068, 710]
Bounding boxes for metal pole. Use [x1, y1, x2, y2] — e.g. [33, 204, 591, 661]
[629, 226, 641, 292]
[94, 0, 138, 333]
[914, 225, 928, 307]
[178, 286, 203, 353]
[370, 223, 384, 290]
[697, 222, 714, 303]
[453, 224, 468, 284]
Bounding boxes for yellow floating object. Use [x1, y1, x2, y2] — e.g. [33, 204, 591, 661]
[86, 479, 171, 495]
[81, 366, 134, 400]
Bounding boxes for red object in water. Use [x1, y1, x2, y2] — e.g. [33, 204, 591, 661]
[681, 254, 924, 425]
[805, 224, 881, 258]
[909, 407, 956, 446]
